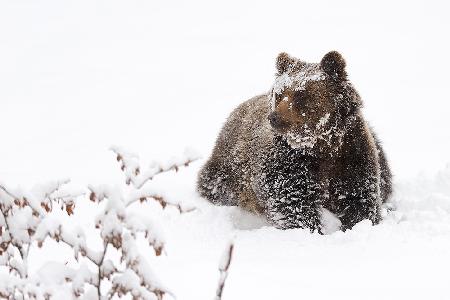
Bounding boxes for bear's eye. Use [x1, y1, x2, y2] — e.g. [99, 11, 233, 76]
[274, 92, 284, 104]
[293, 90, 306, 109]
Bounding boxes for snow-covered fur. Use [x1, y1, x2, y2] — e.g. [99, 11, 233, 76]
[197, 51, 392, 232]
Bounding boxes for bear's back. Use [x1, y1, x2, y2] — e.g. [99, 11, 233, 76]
[216, 94, 273, 164]
[197, 94, 273, 208]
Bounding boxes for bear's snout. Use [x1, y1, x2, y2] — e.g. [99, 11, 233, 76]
[268, 112, 289, 130]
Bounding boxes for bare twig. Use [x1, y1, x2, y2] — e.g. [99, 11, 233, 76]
[97, 242, 109, 298]
[216, 242, 234, 300]
[0, 184, 19, 200]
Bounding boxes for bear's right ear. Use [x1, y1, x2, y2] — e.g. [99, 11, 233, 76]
[276, 52, 293, 74]
[320, 51, 347, 80]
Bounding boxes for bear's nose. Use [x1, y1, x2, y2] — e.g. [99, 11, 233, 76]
[268, 112, 288, 129]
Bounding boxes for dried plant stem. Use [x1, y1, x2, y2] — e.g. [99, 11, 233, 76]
[216, 242, 234, 300]
[0, 184, 18, 199]
[97, 242, 109, 298]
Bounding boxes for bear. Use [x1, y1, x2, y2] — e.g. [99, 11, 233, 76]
[197, 51, 392, 232]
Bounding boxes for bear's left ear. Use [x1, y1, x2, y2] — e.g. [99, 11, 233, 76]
[276, 52, 294, 74]
[320, 51, 347, 80]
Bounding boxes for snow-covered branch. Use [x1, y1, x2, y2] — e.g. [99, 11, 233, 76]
[0, 180, 85, 298]
[1, 146, 198, 299]
[126, 190, 196, 213]
[111, 146, 201, 189]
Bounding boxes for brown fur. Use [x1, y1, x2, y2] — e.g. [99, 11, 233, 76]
[271, 81, 332, 133]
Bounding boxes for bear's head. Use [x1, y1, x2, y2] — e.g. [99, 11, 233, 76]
[268, 51, 362, 152]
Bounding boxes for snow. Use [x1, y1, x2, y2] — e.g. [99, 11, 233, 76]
[270, 63, 325, 111]
[111, 269, 158, 300]
[320, 207, 342, 234]
[272, 64, 325, 95]
[317, 113, 331, 129]
[1, 0, 450, 299]
[104, 163, 450, 300]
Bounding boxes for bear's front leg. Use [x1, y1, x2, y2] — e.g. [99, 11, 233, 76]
[266, 196, 322, 232]
[263, 177, 324, 232]
[331, 170, 381, 231]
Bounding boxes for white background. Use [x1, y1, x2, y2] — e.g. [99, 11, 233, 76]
[1, 1, 450, 299]
[1, 0, 449, 185]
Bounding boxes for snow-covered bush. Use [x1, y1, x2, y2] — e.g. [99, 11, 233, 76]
[0, 147, 199, 299]
[0, 179, 85, 298]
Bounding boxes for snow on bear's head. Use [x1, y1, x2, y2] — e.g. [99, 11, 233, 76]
[268, 51, 362, 151]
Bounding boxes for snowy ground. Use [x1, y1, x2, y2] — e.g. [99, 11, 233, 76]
[1, 0, 450, 299]
[128, 163, 450, 300]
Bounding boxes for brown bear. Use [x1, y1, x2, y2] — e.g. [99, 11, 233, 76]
[197, 51, 392, 232]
